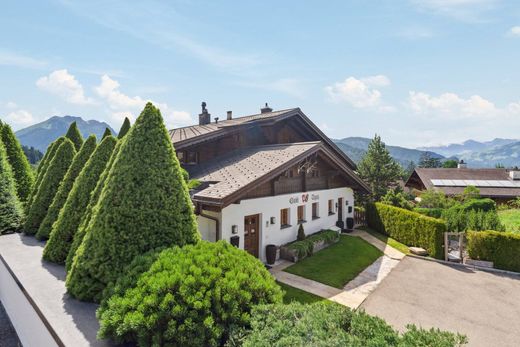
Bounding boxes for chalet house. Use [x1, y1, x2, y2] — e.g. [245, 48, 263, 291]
[169, 103, 370, 262]
[406, 161, 520, 204]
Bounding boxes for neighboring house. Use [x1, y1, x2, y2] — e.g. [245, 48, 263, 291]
[406, 161, 520, 204]
[170, 103, 370, 262]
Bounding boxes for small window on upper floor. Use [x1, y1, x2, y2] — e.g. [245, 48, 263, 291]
[186, 151, 198, 164]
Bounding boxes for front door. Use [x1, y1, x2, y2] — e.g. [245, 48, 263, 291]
[244, 214, 259, 258]
[338, 198, 343, 222]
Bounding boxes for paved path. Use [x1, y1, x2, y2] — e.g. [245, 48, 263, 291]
[0, 301, 20, 347]
[271, 232, 404, 308]
[361, 256, 520, 347]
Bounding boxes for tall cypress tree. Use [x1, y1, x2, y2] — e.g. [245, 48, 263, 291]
[0, 123, 34, 203]
[65, 122, 84, 151]
[36, 135, 97, 240]
[66, 103, 199, 302]
[0, 141, 23, 234]
[44, 136, 117, 264]
[102, 128, 112, 139]
[117, 117, 131, 139]
[65, 141, 121, 272]
[24, 139, 76, 235]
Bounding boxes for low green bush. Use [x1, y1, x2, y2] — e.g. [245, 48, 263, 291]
[227, 302, 467, 347]
[467, 230, 520, 272]
[442, 206, 505, 233]
[367, 202, 446, 259]
[286, 229, 340, 259]
[462, 198, 496, 212]
[97, 241, 283, 346]
[413, 207, 444, 219]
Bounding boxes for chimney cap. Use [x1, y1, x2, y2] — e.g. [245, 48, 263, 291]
[261, 102, 273, 113]
[226, 111, 232, 120]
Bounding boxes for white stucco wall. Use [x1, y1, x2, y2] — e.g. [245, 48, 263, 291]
[211, 187, 354, 262]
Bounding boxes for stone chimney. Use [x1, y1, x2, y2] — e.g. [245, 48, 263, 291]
[199, 101, 210, 125]
[227, 111, 232, 120]
[509, 170, 520, 180]
[457, 160, 467, 169]
[261, 102, 273, 114]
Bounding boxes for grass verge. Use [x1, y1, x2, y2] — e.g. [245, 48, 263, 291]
[277, 281, 325, 304]
[498, 209, 520, 233]
[358, 226, 411, 255]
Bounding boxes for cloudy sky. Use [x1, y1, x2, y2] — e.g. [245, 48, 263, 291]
[1, 0, 519, 147]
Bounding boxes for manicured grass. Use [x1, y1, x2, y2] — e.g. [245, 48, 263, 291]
[498, 209, 520, 233]
[359, 226, 411, 255]
[284, 235, 383, 289]
[277, 281, 325, 304]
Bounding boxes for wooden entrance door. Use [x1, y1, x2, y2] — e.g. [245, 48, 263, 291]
[244, 214, 260, 258]
[338, 198, 343, 222]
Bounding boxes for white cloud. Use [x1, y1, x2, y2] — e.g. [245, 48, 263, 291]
[508, 26, 520, 37]
[411, 0, 497, 22]
[325, 75, 392, 111]
[1, 110, 36, 130]
[407, 91, 496, 118]
[36, 69, 94, 105]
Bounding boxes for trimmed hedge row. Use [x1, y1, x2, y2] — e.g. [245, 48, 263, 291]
[413, 207, 443, 219]
[367, 202, 446, 259]
[467, 230, 520, 272]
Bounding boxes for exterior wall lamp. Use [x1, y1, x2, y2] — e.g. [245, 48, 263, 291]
[231, 225, 238, 234]
[270, 217, 276, 224]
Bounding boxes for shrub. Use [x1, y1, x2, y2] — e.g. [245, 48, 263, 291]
[97, 241, 283, 346]
[286, 229, 339, 259]
[462, 198, 496, 212]
[65, 141, 121, 272]
[117, 117, 131, 139]
[366, 202, 446, 259]
[297, 223, 306, 241]
[43, 136, 117, 264]
[65, 121, 84, 151]
[36, 135, 97, 240]
[413, 207, 444, 219]
[24, 139, 76, 235]
[227, 302, 467, 347]
[0, 122, 34, 203]
[380, 188, 413, 210]
[442, 206, 505, 233]
[101, 128, 112, 139]
[418, 189, 454, 209]
[0, 141, 23, 234]
[66, 103, 199, 302]
[467, 230, 520, 272]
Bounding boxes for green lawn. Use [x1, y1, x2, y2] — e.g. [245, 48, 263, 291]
[283, 235, 383, 289]
[277, 281, 325, 304]
[498, 209, 520, 232]
[358, 226, 411, 255]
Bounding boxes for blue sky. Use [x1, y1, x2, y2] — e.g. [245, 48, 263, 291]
[1, 0, 519, 147]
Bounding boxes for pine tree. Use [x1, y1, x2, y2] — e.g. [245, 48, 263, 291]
[66, 103, 199, 302]
[0, 123, 35, 203]
[117, 117, 131, 139]
[44, 136, 117, 264]
[24, 139, 76, 235]
[65, 121, 84, 151]
[65, 141, 121, 272]
[102, 128, 112, 139]
[357, 134, 402, 201]
[0, 141, 23, 234]
[36, 135, 97, 240]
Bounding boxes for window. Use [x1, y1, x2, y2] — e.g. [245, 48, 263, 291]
[280, 208, 290, 228]
[328, 199, 335, 215]
[297, 205, 306, 223]
[312, 202, 319, 219]
[186, 151, 198, 164]
[177, 151, 185, 163]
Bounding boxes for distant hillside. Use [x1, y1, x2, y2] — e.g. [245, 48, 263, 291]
[333, 137, 445, 167]
[15, 116, 116, 152]
[419, 138, 518, 157]
[460, 141, 520, 168]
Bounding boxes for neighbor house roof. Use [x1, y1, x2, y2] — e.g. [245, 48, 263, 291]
[405, 168, 520, 198]
[190, 141, 369, 206]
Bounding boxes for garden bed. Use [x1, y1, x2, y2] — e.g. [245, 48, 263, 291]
[280, 229, 340, 262]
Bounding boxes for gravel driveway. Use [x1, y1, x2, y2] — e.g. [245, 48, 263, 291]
[361, 256, 520, 347]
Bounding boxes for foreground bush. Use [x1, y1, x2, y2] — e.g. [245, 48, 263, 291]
[0, 141, 23, 234]
[43, 136, 116, 264]
[227, 302, 467, 347]
[467, 230, 520, 272]
[24, 139, 76, 235]
[36, 135, 97, 240]
[66, 103, 199, 301]
[0, 122, 34, 203]
[98, 241, 283, 346]
[367, 202, 446, 259]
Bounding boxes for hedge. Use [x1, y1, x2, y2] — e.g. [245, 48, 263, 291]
[24, 139, 76, 235]
[367, 202, 446, 259]
[467, 230, 520, 272]
[65, 121, 84, 151]
[0, 141, 23, 234]
[442, 206, 504, 233]
[462, 198, 496, 212]
[36, 135, 97, 240]
[97, 241, 283, 346]
[66, 103, 199, 302]
[117, 117, 131, 139]
[413, 207, 444, 219]
[43, 136, 116, 264]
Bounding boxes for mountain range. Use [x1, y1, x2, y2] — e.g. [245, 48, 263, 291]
[15, 116, 116, 152]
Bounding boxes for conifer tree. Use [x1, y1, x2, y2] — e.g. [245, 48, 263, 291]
[36, 135, 97, 240]
[102, 128, 112, 139]
[0, 123, 34, 202]
[65, 121, 84, 151]
[65, 141, 121, 272]
[66, 103, 199, 301]
[24, 139, 76, 235]
[44, 136, 117, 264]
[117, 117, 131, 139]
[0, 141, 23, 234]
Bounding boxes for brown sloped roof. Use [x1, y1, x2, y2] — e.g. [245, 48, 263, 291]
[412, 168, 510, 189]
